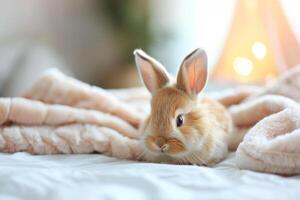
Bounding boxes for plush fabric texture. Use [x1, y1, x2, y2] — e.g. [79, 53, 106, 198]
[0, 69, 145, 160]
[1, 67, 300, 174]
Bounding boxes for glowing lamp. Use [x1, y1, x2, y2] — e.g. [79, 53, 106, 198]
[212, 0, 300, 84]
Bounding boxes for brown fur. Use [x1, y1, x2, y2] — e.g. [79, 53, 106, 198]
[142, 86, 232, 164]
[150, 87, 189, 135]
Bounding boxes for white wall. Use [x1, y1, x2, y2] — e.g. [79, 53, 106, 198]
[149, 0, 236, 74]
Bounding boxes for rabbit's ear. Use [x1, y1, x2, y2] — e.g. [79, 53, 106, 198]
[134, 49, 170, 94]
[176, 48, 208, 98]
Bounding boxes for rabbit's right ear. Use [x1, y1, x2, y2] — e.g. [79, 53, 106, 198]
[176, 48, 208, 98]
[134, 49, 170, 94]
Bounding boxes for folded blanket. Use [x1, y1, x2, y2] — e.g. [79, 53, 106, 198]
[23, 69, 145, 127]
[1, 67, 300, 174]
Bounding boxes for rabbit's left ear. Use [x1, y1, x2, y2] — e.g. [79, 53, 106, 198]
[176, 48, 208, 98]
[134, 49, 170, 94]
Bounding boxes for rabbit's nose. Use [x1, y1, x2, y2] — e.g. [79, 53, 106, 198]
[154, 137, 169, 152]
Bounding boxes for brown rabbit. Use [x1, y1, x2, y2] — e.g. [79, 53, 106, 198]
[134, 48, 233, 165]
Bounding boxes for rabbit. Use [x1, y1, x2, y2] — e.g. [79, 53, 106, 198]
[134, 48, 233, 165]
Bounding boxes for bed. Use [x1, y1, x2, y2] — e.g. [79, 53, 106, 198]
[1, 152, 299, 200]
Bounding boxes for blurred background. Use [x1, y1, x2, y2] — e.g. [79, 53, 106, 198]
[0, 0, 300, 96]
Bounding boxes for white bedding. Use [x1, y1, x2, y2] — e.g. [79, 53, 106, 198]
[1, 153, 299, 200]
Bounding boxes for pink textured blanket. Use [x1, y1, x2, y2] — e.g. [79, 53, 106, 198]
[2, 67, 300, 174]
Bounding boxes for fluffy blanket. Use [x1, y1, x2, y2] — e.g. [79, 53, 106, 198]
[1, 67, 300, 174]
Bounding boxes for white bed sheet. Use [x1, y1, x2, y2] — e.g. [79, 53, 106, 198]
[0, 152, 299, 200]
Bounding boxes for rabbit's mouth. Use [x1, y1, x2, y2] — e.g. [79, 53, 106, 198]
[144, 136, 186, 155]
[142, 143, 194, 164]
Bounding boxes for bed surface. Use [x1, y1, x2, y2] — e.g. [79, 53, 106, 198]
[1, 152, 299, 200]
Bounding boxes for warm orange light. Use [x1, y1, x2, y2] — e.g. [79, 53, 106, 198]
[233, 57, 253, 76]
[252, 42, 267, 60]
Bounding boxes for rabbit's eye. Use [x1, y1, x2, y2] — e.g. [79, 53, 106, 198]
[176, 114, 183, 127]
